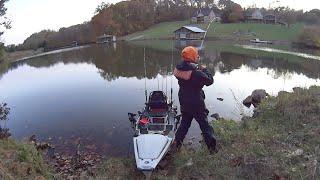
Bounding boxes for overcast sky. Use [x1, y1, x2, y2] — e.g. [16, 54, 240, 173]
[2, 0, 319, 45]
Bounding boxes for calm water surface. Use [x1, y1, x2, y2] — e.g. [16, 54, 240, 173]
[0, 41, 320, 156]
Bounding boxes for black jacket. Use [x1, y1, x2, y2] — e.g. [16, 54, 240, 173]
[173, 61, 214, 113]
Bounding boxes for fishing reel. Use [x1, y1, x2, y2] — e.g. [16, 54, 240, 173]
[189, 62, 199, 70]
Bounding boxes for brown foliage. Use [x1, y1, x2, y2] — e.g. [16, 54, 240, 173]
[298, 26, 320, 48]
[221, 2, 244, 23]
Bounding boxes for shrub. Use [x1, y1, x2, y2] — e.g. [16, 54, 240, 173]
[297, 26, 320, 48]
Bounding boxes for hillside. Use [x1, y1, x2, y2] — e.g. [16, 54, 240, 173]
[123, 21, 304, 42]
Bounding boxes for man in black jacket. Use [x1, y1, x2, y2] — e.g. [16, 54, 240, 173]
[173, 46, 216, 152]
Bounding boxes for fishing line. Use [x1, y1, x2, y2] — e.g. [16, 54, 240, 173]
[161, 70, 164, 92]
[165, 67, 168, 99]
[157, 73, 160, 90]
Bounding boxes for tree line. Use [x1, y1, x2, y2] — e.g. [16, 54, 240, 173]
[4, 0, 320, 51]
[12, 0, 202, 51]
[0, 0, 11, 61]
[217, 0, 320, 25]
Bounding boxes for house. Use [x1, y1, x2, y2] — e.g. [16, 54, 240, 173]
[246, 9, 264, 23]
[174, 26, 206, 40]
[250, 9, 263, 23]
[191, 8, 216, 23]
[264, 14, 277, 24]
[96, 34, 116, 44]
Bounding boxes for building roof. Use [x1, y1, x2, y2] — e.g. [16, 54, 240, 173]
[174, 26, 206, 33]
[252, 9, 263, 20]
[193, 8, 214, 17]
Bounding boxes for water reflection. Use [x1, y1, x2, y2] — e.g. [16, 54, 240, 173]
[9, 42, 320, 81]
[0, 41, 320, 157]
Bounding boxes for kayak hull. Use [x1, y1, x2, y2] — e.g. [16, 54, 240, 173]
[133, 134, 173, 170]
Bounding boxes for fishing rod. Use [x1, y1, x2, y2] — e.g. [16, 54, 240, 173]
[200, 19, 214, 49]
[143, 47, 147, 103]
[199, 19, 215, 65]
[170, 40, 174, 105]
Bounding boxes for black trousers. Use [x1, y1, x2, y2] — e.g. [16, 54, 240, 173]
[175, 110, 216, 150]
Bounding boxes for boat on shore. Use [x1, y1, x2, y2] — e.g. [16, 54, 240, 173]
[250, 38, 273, 44]
[128, 91, 180, 175]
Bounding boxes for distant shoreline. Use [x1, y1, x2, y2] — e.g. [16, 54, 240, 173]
[5, 45, 91, 63]
[5, 35, 318, 64]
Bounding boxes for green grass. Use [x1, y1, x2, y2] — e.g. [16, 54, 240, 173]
[205, 22, 304, 41]
[0, 139, 53, 179]
[123, 21, 304, 42]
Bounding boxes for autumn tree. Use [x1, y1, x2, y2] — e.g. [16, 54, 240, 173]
[275, 7, 297, 27]
[298, 26, 320, 48]
[218, 0, 235, 9]
[0, 0, 10, 38]
[95, 2, 110, 15]
[297, 9, 320, 25]
[219, 0, 243, 23]
[0, 0, 10, 60]
[228, 4, 243, 22]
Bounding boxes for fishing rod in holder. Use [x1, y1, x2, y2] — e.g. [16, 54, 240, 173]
[143, 46, 148, 104]
[170, 40, 174, 105]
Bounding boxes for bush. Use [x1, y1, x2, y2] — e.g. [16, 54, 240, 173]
[297, 26, 320, 48]
[0, 43, 5, 62]
[0, 103, 10, 121]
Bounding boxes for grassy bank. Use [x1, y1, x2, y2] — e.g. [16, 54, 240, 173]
[96, 86, 320, 179]
[0, 139, 53, 179]
[123, 21, 304, 42]
[205, 23, 303, 41]
[1, 86, 319, 179]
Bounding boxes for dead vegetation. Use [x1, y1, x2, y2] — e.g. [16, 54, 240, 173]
[0, 139, 53, 180]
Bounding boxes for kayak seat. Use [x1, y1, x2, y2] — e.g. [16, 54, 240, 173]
[147, 91, 168, 116]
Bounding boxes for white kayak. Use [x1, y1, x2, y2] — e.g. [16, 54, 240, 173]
[128, 91, 180, 172]
[134, 134, 173, 171]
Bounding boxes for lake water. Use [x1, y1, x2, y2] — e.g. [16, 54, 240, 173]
[0, 41, 320, 156]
